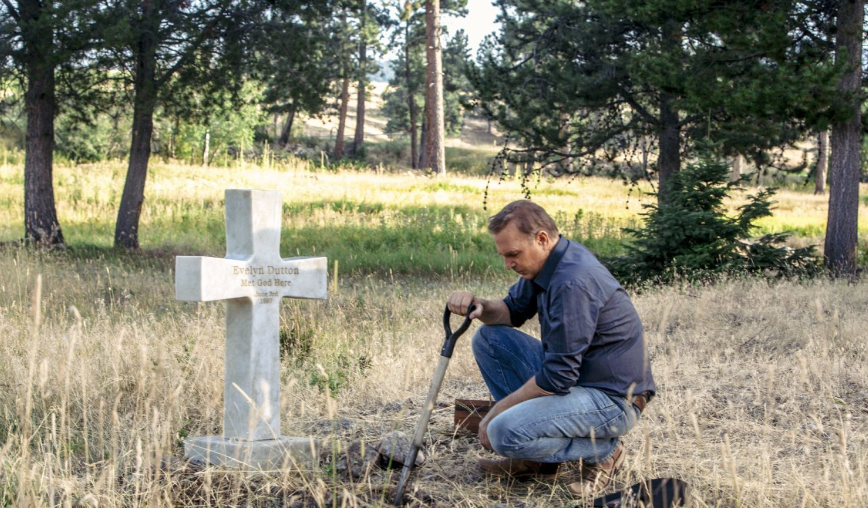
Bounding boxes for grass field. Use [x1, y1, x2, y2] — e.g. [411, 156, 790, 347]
[1, 157, 866, 273]
[0, 157, 866, 507]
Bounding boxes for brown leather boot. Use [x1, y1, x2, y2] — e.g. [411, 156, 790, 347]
[477, 457, 561, 479]
[567, 444, 625, 496]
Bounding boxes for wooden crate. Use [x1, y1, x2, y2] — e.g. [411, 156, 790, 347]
[454, 399, 492, 433]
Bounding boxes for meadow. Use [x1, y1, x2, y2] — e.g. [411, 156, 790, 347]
[0, 157, 866, 507]
[1, 155, 865, 272]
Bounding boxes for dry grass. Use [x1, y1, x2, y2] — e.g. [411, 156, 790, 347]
[0, 245, 866, 507]
[0, 160, 866, 507]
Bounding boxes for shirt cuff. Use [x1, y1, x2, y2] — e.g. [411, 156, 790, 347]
[504, 298, 528, 327]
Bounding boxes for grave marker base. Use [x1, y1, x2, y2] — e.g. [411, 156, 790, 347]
[185, 435, 317, 470]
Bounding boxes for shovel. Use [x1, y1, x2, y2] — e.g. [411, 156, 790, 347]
[393, 303, 476, 506]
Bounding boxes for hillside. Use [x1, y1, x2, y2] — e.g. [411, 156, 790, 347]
[300, 82, 503, 150]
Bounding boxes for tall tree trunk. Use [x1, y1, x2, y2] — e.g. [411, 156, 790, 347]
[352, 17, 367, 156]
[406, 23, 418, 169]
[824, 0, 863, 275]
[115, 14, 158, 250]
[730, 154, 743, 182]
[418, 106, 427, 169]
[278, 103, 297, 148]
[20, 0, 64, 245]
[202, 128, 210, 166]
[656, 18, 682, 205]
[558, 112, 570, 173]
[815, 130, 829, 195]
[657, 91, 680, 205]
[424, 0, 445, 175]
[334, 9, 350, 159]
[335, 76, 350, 158]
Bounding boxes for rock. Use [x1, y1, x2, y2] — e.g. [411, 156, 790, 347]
[313, 417, 354, 433]
[383, 402, 403, 412]
[335, 441, 380, 479]
[376, 431, 425, 469]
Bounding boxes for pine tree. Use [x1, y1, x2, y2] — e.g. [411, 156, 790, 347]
[824, 0, 863, 276]
[381, 1, 468, 168]
[1, 0, 101, 246]
[382, 30, 469, 148]
[258, 12, 338, 148]
[471, 0, 838, 204]
[609, 149, 817, 283]
[103, 0, 258, 249]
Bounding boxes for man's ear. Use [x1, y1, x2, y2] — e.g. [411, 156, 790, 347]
[536, 230, 550, 247]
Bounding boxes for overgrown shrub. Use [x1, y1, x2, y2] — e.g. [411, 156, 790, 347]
[606, 152, 819, 283]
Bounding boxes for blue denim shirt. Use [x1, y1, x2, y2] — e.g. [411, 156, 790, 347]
[503, 236, 656, 398]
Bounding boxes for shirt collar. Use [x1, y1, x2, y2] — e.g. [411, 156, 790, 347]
[532, 235, 567, 291]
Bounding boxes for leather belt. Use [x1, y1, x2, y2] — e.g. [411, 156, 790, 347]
[630, 393, 648, 413]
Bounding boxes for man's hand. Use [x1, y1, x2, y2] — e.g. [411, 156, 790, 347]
[447, 291, 484, 319]
[477, 404, 501, 451]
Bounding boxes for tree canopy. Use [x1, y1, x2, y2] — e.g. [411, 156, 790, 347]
[471, 0, 840, 202]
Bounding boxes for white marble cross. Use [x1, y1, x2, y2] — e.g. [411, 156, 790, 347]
[175, 189, 326, 467]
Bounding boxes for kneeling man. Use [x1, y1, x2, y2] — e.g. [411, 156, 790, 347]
[447, 200, 655, 495]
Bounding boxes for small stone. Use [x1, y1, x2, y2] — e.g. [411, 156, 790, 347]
[383, 402, 403, 412]
[335, 441, 380, 479]
[314, 417, 354, 433]
[376, 431, 425, 469]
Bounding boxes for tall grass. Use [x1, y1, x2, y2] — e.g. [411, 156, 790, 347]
[0, 157, 866, 506]
[0, 245, 865, 507]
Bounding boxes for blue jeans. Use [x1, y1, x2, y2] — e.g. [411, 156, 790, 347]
[471, 325, 641, 464]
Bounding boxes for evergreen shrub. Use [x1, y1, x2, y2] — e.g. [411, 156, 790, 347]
[606, 152, 819, 284]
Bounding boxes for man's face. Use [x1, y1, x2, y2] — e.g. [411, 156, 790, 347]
[493, 223, 554, 280]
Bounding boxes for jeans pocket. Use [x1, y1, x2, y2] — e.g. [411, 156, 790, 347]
[592, 409, 632, 439]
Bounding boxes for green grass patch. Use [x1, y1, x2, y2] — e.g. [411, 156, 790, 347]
[445, 146, 499, 175]
[1, 160, 865, 277]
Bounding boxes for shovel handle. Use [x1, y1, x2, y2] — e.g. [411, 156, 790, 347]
[441, 303, 476, 358]
[394, 304, 477, 506]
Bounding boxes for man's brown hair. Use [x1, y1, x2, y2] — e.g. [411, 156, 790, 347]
[488, 200, 559, 238]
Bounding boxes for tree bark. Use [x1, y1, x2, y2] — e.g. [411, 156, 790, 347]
[824, 0, 863, 275]
[278, 102, 296, 148]
[815, 130, 829, 195]
[730, 154, 743, 182]
[20, 0, 64, 245]
[657, 91, 680, 205]
[335, 76, 350, 158]
[334, 9, 350, 159]
[424, 0, 445, 176]
[406, 22, 418, 169]
[656, 18, 682, 205]
[352, 16, 367, 156]
[115, 6, 158, 250]
[558, 112, 570, 173]
[418, 106, 427, 169]
[202, 128, 210, 166]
